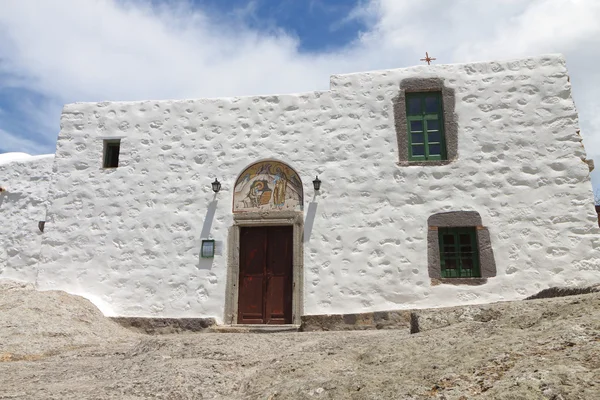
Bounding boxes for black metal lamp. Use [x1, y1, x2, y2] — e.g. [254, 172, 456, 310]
[312, 176, 321, 191]
[211, 178, 221, 193]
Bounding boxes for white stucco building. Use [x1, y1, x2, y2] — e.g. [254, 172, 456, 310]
[1, 54, 599, 325]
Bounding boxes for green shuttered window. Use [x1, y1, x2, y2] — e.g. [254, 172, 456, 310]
[438, 227, 480, 278]
[406, 92, 446, 161]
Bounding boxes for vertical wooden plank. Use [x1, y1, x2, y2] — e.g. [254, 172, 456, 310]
[238, 227, 267, 324]
[266, 226, 293, 324]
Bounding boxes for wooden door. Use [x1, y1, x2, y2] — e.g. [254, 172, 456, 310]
[238, 226, 293, 324]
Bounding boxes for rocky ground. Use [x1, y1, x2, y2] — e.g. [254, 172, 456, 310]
[1, 280, 599, 399]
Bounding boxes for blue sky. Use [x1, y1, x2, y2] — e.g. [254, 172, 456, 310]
[185, 0, 366, 52]
[1, 0, 599, 193]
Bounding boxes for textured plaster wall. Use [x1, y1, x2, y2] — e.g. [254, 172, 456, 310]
[0, 155, 54, 283]
[35, 54, 600, 322]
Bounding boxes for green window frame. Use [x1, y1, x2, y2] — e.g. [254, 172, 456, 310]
[201, 239, 215, 258]
[406, 92, 446, 161]
[438, 227, 480, 278]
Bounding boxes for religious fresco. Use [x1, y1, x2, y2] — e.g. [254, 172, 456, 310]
[233, 161, 303, 212]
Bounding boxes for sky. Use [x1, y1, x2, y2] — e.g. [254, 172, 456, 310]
[0, 0, 599, 193]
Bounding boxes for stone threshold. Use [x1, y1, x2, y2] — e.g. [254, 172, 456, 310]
[211, 324, 301, 333]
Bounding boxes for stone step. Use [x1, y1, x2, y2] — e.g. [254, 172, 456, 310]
[210, 324, 301, 333]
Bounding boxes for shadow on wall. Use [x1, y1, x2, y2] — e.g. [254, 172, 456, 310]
[198, 199, 218, 270]
[304, 202, 318, 243]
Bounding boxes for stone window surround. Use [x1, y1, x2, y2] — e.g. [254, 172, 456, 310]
[427, 211, 497, 286]
[224, 210, 304, 325]
[393, 77, 458, 166]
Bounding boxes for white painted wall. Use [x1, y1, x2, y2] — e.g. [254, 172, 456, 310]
[0, 154, 54, 283]
[21, 54, 600, 322]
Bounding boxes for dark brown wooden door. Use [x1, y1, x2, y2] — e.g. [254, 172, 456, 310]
[238, 226, 293, 324]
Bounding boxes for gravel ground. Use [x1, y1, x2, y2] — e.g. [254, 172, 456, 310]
[1, 280, 599, 399]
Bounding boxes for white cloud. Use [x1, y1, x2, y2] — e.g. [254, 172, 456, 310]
[0, 0, 599, 186]
[0, 127, 48, 154]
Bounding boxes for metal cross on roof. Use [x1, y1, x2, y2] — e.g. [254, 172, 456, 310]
[420, 52, 436, 65]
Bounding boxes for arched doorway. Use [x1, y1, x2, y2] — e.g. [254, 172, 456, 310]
[225, 160, 304, 325]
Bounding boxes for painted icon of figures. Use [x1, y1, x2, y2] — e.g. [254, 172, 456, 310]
[245, 180, 271, 208]
[272, 169, 287, 208]
[233, 160, 303, 213]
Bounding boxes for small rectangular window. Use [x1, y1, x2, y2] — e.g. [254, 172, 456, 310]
[103, 140, 120, 168]
[438, 227, 480, 278]
[406, 92, 446, 161]
[201, 239, 215, 258]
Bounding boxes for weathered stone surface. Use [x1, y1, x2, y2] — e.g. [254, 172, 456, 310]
[525, 284, 600, 300]
[0, 279, 131, 358]
[301, 285, 600, 333]
[301, 310, 411, 331]
[111, 317, 216, 334]
[2, 281, 600, 399]
[413, 285, 600, 333]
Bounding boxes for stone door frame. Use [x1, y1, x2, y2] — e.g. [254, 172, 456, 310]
[224, 211, 304, 325]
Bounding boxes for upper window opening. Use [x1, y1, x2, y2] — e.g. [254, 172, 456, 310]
[103, 140, 120, 168]
[406, 92, 446, 161]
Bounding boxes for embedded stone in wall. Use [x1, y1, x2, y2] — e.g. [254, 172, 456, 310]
[111, 317, 216, 334]
[233, 160, 303, 212]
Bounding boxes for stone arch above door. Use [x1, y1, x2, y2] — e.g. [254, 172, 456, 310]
[233, 160, 303, 213]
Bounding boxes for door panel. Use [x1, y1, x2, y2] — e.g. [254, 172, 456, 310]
[267, 276, 287, 324]
[266, 226, 293, 324]
[238, 227, 267, 324]
[238, 226, 293, 324]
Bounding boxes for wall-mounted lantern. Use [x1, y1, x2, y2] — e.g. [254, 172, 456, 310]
[313, 176, 321, 191]
[211, 178, 221, 193]
[201, 239, 215, 258]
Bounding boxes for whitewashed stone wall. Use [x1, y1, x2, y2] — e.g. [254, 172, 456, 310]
[0, 154, 54, 283]
[31, 54, 600, 322]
